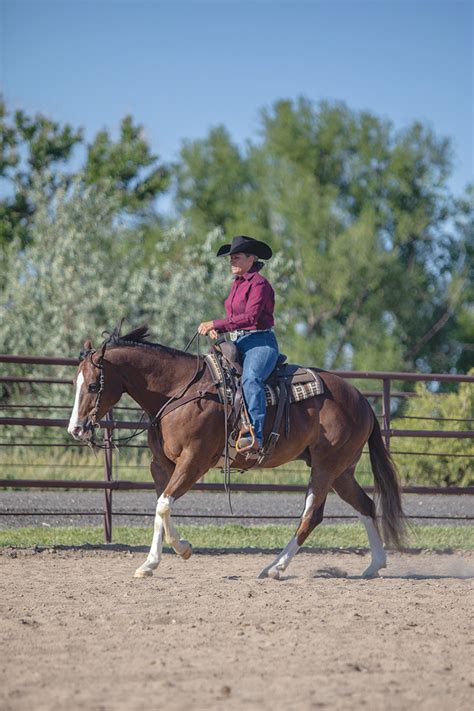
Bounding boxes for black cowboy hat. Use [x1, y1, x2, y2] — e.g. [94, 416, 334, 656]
[216, 235, 273, 260]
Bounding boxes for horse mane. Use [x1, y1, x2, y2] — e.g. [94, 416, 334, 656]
[105, 323, 153, 347]
[102, 322, 192, 358]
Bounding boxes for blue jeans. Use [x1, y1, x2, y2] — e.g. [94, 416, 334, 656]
[235, 330, 279, 447]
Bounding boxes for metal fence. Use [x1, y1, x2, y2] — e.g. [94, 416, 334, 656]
[1, 354, 473, 542]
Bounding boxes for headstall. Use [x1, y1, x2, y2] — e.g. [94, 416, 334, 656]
[79, 347, 105, 431]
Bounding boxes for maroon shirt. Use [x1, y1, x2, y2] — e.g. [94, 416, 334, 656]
[213, 266, 275, 333]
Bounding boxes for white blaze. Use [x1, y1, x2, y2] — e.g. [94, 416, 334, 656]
[68, 371, 85, 434]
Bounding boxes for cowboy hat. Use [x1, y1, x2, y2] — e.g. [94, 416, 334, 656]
[216, 235, 272, 260]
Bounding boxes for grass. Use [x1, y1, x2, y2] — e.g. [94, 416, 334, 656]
[1, 523, 473, 550]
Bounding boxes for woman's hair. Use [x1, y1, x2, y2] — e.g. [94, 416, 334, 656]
[245, 254, 265, 271]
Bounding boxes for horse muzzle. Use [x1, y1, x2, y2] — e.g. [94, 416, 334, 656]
[68, 419, 95, 441]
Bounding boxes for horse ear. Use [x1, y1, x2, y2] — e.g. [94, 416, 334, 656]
[84, 339, 93, 350]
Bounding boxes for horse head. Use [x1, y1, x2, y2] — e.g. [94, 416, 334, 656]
[67, 338, 122, 441]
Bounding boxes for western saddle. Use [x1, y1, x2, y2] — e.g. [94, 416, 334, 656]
[204, 339, 324, 467]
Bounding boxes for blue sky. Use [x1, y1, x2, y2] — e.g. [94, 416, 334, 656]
[1, 0, 473, 198]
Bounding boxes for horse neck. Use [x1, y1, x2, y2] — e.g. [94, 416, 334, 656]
[108, 345, 200, 414]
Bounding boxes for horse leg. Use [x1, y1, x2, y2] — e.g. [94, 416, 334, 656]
[258, 469, 331, 580]
[153, 450, 209, 561]
[134, 455, 174, 578]
[332, 467, 387, 578]
[155, 493, 193, 560]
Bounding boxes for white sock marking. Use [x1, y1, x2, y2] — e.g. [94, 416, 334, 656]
[358, 514, 387, 575]
[134, 501, 165, 576]
[157, 494, 190, 557]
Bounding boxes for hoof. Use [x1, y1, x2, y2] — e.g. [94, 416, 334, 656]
[362, 559, 386, 579]
[134, 567, 154, 578]
[258, 565, 281, 580]
[180, 542, 193, 560]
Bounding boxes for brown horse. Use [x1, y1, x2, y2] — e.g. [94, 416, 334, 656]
[68, 325, 405, 579]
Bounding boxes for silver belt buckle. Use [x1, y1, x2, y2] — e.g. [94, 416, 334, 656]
[229, 331, 238, 341]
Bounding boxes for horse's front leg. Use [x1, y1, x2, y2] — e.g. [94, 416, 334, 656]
[134, 452, 174, 578]
[156, 494, 192, 559]
[134, 499, 166, 577]
[157, 447, 215, 560]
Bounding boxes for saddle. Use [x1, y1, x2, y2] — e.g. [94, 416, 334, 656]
[204, 339, 324, 466]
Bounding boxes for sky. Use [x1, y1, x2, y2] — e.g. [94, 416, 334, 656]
[1, 0, 473, 199]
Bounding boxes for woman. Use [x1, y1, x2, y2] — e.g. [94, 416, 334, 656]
[198, 235, 279, 454]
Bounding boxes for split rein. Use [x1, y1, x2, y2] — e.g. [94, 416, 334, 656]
[82, 331, 206, 450]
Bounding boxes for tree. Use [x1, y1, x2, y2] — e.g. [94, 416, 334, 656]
[173, 98, 469, 373]
[0, 174, 290, 360]
[391, 374, 474, 487]
[174, 125, 249, 236]
[0, 97, 169, 248]
[0, 97, 83, 246]
[84, 115, 169, 213]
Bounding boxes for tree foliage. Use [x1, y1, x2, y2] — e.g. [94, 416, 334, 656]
[174, 98, 471, 373]
[0, 97, 169, 248]
[1, 95, 472, 378]
[392, 374, 474, 487]
[0, 175, 289, 361]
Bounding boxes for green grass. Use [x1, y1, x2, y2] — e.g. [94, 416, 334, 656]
[1, 523, 473, 550]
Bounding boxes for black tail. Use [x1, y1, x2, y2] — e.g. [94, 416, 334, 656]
[368, 416, 405, 548]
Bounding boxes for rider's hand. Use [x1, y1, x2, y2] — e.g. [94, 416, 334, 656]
[208, 329, 218, 340]
[198, 321, 215, 336]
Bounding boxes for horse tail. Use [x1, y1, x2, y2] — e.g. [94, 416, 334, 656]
[368, 415, 405, 549]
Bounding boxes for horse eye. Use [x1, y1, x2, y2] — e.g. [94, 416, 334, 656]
[88, 383, 99, 393]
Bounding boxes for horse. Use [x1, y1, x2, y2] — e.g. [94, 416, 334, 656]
[67, 325, 405, 580]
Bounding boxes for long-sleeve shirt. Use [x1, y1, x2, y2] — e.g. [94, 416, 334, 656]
[213, 266, 275, 333]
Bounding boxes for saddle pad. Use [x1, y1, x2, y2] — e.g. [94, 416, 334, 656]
[205, 352, 324, 406]
[264, 372, 324, 406]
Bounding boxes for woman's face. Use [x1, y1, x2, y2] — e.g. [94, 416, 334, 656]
[230, 252, 255, 277]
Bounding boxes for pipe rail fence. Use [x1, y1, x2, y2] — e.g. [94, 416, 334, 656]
[1, 354, 473, 542]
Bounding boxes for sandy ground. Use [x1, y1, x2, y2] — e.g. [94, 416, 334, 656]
[1, 548, 473, 711]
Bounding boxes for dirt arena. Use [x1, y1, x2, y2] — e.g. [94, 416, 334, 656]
[1, 548, 473, 711]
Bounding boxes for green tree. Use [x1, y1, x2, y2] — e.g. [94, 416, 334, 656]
[84, 115, 169, 213]
[0, 174, 290, 360]
[0, 98, 83, 246]
[446, 186, 474, 374]
[0, 98, 169, 247]
[173, 98, 469, 373]
[391, 374, 474, 487]
[174, 125, 249, 236]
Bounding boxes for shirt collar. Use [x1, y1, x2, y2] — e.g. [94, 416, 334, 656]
[234, 265, 259, 281]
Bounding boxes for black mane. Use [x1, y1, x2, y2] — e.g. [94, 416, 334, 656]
[105, 323, 154, 347]
[102, 322, 192, 358]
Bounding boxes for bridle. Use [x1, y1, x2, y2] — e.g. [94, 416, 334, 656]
[77, 331, 207, 447]
[78, 346, 106, 437]
[77, 331, 234, 509]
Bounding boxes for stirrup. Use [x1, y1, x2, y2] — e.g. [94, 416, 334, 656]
[236, 425, 257, 453]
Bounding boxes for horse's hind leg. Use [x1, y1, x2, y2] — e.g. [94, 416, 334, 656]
[332, 467, 387, 578]
[134, 455, 174, 578]
[258, 470, 331, 580]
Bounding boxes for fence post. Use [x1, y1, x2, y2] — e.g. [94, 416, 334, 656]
[103, 410, 114, 543]
[382, 378, 391, 451]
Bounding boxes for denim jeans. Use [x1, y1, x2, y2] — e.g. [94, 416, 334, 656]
[235, 330, 279, 447]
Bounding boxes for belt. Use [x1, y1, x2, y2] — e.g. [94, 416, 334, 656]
[229, 328, 274, 342]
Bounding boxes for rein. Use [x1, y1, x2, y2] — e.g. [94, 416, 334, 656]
[81, 330, 234, 510]
[83, 331, 207, 447]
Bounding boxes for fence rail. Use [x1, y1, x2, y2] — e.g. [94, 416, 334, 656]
[1, 354, 473, 541]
